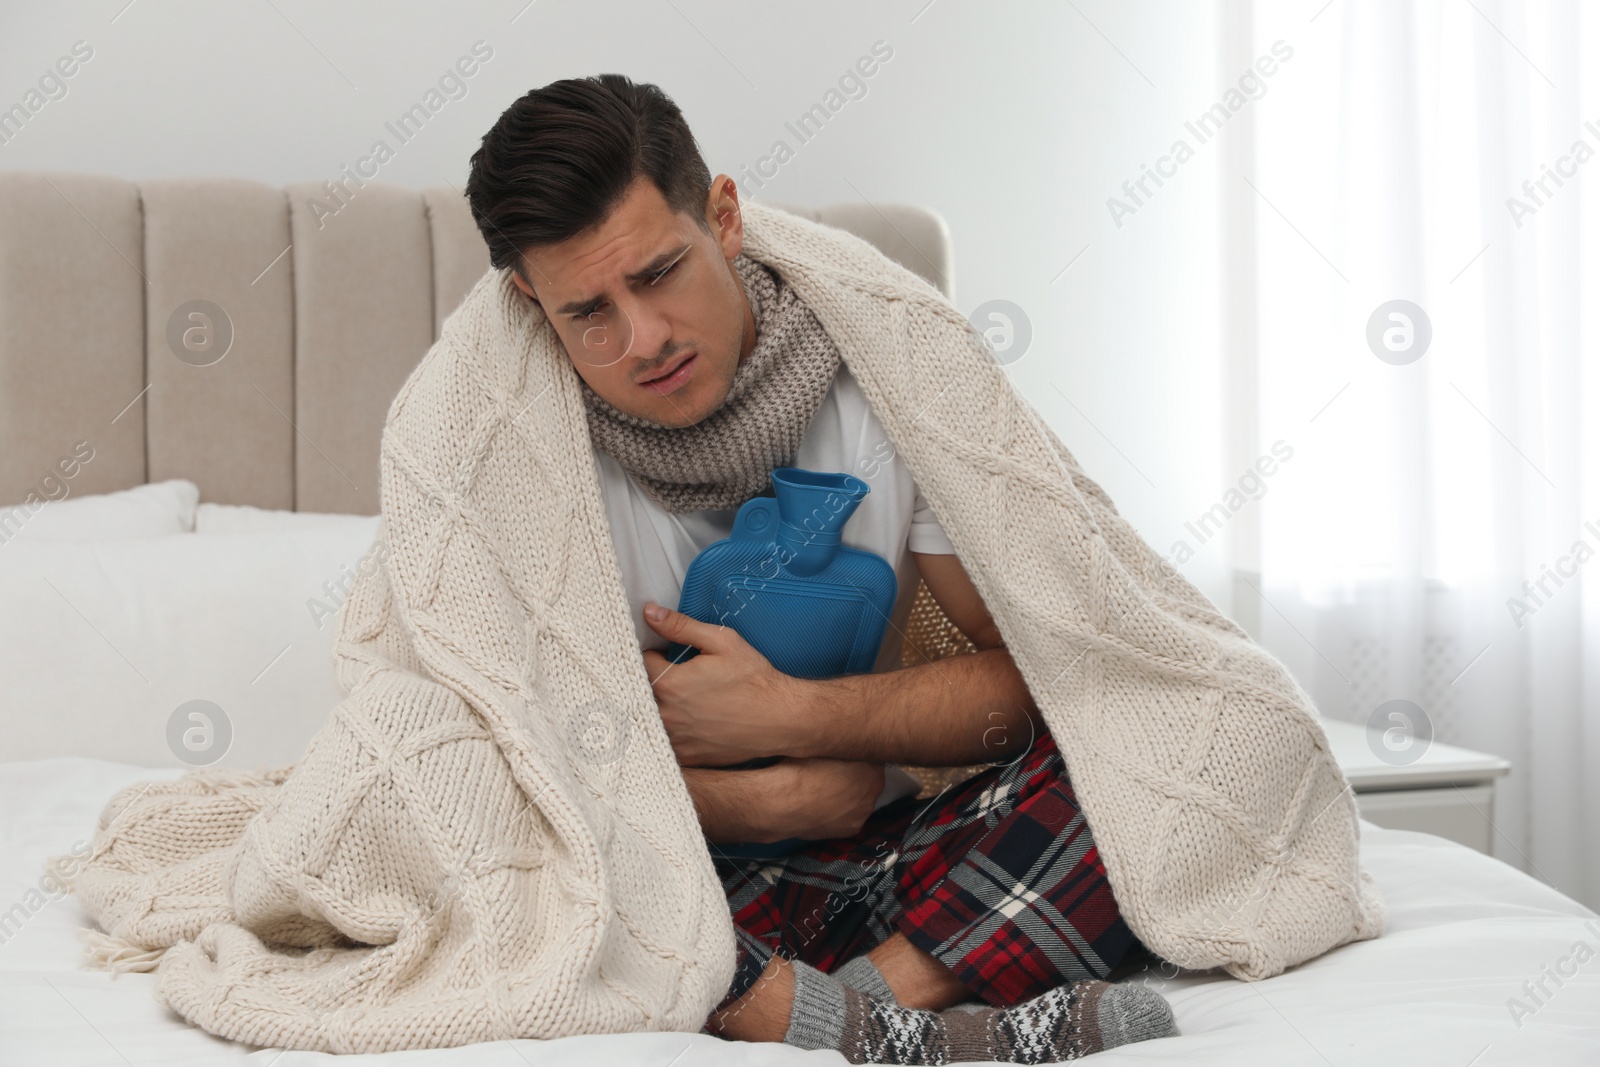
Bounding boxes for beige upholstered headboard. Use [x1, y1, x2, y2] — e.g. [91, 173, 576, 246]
[0, 172, 953, 515]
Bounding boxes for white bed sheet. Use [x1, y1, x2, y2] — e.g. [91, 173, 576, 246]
[2, 758, 1596, 1066]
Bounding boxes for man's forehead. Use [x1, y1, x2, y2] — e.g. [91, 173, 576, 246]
[524, 179, 703, 312]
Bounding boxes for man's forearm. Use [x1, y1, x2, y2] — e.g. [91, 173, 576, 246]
[787, 647, 1042, 766]
[683, 759, 886, 843]
[682, 765, 783, 843]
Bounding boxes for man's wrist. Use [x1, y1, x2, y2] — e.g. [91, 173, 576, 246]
[776, 674, 854, 760]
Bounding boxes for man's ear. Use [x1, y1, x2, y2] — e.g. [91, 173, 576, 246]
[706, 174, 744, 260]
[510, 268, 538, 302]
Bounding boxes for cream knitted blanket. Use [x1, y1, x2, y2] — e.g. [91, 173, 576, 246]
[70, 200, 1383, 1053]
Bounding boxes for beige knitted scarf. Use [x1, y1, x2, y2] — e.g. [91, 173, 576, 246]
[578, 252, 840, 513]
[66, 200, 1383, 1054]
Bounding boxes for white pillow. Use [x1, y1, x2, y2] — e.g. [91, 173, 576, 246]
[196, 501, 379, 535]
[0, 479, 199, 544]
[0, 515, 382, 769]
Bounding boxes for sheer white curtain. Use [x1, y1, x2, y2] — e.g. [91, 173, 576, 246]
[1230, 0, 1599, 907]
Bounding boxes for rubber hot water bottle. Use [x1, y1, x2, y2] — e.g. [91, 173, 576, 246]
[668, 468, 898, 678]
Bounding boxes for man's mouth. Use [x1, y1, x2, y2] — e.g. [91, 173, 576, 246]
[638, 351, 697, 396]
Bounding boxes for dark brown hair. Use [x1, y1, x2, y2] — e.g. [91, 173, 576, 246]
[465, 74, 713, 283]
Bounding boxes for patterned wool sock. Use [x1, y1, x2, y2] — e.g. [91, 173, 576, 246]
[785, 961, 1177, 1064]
[833, 954, 900, 1004]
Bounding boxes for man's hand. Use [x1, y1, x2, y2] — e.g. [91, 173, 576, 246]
[641, 552, 1042, 771]
[641, 602, 814, 767]
[684, 758, 886, 844]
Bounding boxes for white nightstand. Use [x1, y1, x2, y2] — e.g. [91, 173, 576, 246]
[1320, 719, 1511, 854]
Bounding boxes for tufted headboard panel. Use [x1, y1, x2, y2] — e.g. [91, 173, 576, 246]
[0, 172, 953, 514]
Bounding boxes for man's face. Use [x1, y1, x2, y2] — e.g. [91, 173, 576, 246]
[510, 174, 754, 428]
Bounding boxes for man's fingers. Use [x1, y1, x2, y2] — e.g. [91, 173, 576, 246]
[642, 602, 732, 654]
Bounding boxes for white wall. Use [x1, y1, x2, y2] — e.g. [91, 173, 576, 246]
[0, 0, 1234, 608]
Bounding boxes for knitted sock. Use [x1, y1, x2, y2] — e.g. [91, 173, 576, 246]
[784, 959, 848, 1050]
[784, 960, 1177, 1063]
[833, 954, 899, 1004]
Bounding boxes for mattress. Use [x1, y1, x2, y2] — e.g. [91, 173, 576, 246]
[2, 758, 1596, 1065]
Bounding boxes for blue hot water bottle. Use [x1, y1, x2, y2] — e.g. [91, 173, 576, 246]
[667, 467, 898, 859]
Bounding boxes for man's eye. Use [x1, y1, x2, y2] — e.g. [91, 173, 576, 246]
[568, 260, 678, 323]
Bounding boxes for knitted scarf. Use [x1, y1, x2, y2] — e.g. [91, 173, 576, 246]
[578, 252, 841, 513]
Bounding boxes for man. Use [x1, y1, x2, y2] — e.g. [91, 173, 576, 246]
[465, 74, 1176, 1063]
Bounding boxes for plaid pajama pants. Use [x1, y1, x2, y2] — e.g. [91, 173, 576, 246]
[712, 730, 1136, 1012]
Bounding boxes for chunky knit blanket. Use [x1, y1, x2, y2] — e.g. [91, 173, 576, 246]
[69, 200, 1383, 1053]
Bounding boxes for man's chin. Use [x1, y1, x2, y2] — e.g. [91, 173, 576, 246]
[634, 379, 732, 428]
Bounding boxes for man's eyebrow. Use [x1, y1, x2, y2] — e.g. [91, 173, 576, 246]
[553, 243, 692, 317]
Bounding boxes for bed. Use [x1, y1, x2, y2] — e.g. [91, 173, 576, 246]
[4, 760, 1596, 1064]
[1, 172, 1596, 1064]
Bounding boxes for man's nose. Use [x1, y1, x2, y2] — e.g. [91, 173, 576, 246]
[613, 293, 672, 362]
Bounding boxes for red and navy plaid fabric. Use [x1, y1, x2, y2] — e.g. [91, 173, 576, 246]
[712, 729, 1136, 1012]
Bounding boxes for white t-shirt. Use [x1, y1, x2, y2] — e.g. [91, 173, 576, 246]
[595, 363, 956, 674]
